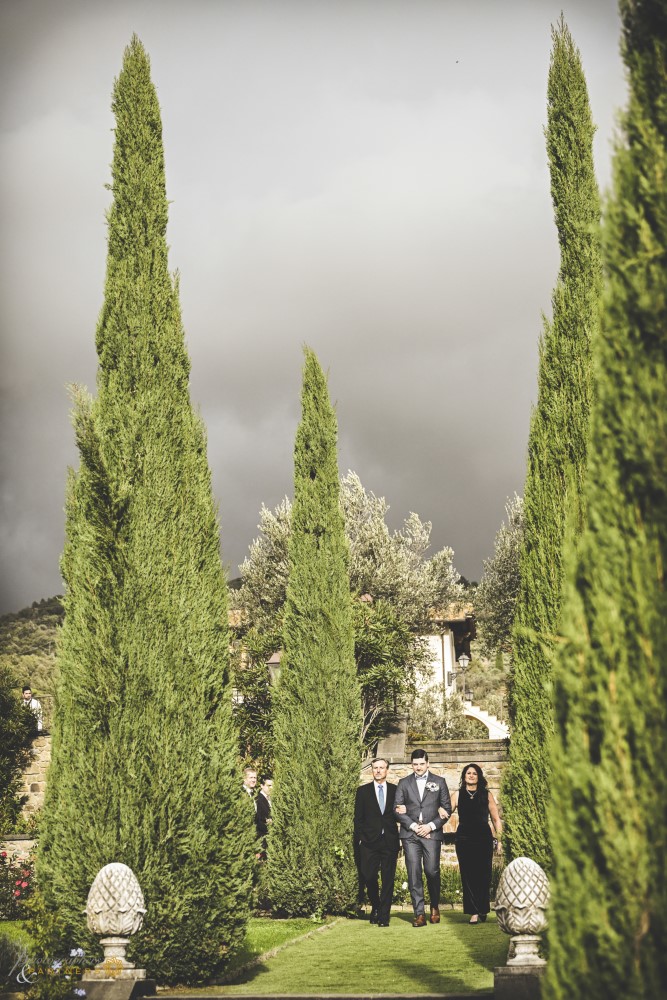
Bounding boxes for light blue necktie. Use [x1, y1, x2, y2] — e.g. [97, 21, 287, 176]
[378, 784, 385, 814]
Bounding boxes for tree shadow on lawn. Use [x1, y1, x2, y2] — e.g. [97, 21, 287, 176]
[384, 912, 502, 994]
[216, 912, 504, 995]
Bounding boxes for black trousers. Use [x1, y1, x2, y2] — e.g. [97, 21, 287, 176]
[359, 839, 399, 922]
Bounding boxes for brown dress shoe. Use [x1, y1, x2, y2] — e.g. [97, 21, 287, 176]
[429, 907, 441, 924]
[412, 913, 427, 927]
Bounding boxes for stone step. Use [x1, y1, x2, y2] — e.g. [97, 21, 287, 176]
[463, 702, 510, 738]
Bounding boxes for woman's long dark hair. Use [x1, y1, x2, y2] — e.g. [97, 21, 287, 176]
[459, 762, 488, 794]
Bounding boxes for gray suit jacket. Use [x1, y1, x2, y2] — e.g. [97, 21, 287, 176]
[394, 771, 452, 842]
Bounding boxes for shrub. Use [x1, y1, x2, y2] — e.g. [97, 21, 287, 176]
[23, 949, 88, 1000]
[0, 664, 37, 832]
[0, 850, 34, 920]
[1, 933, 30, 994]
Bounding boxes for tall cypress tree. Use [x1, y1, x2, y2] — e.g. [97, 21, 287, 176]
[267, 348, 360, 916]
[546, 2, 667, 996]
[36, 37, 254, 983]
[503, 19, 602, 868]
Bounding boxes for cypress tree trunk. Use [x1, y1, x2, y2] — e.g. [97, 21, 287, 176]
[503, 18, 602, 868]
[36, 37, 254, 983]
[267, 348, 361, 916]
[546, 2, 667, 996]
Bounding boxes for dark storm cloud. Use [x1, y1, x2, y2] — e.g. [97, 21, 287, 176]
[0, 0, 625, 611]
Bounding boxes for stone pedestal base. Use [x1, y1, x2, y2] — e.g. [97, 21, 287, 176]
[78, 979, 156, 1000]
[507, 934, 546, 966]
[495, 962, 545, 1000]
[82, 937, 145, 982]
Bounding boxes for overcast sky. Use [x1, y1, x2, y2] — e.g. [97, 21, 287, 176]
[0, 0, 626, 613]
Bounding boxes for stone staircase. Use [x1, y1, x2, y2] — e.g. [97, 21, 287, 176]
[462, 701, 510, 740]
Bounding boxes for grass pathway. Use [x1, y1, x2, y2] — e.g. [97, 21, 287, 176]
[166, 912, 507, 996]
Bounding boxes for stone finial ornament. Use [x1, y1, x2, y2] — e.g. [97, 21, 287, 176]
[494, 856, 549, 966]
[87, 862, 146, 936]
[84, 863, 147, 980]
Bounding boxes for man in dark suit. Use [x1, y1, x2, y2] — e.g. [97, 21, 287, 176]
[255, 775, 273, 860]
[394, 748, 452, 927]
[354, 758, 400, 927]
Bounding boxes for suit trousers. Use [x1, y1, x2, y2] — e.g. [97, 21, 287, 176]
[359, 840, 398, 922]
[402, 836, 441, 916]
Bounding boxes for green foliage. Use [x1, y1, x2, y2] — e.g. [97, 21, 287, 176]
[0, 664, 37, 832]
[25, 968, 85, 1000]
[0, 931, 30, 993]
[236, 498, 291, 642]
[14, 922, 88, 1000]
[0, 851, 34, 920]
[232, 626, 275, 773]
[0, 598, 63, 669]
[504, 18, 602, 869]
[465, 649, 509, 722]
[353, 598, 424, 743]
[343, 472, 462, 631]
[0, 597, 63, 727]
[545, 2, 667, 997]
[34, 37, 254, 984]
[234, 473, 460, 762]
[267, 349, 361, 916]
[475, 496, 524, 657]
[407, 687, 490, 742]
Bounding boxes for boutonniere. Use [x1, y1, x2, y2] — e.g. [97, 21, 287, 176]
[425, 781, 439, 792]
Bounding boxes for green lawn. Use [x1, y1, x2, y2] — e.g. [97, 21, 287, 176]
[2, 912, 509, 995]
[0, 921, 32, 948]
[220, 917, 327, 977]
[166, 911, 507, 995]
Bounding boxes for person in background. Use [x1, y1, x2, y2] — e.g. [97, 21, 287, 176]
[449, 762, 503, 924]
[242, 766, 258, 809]
[255, 774, 273, 860]
[21, 686, 42, 733]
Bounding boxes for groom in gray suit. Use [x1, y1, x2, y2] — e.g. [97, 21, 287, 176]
[394, 748, 452, 927]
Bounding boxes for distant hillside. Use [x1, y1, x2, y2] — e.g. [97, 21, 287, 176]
[0, 587, 244, 692]
[0, 596, 64, 701]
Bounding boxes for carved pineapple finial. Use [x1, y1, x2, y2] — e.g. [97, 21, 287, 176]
[495, 856, 549, 966]
[86, 862, 146, 936]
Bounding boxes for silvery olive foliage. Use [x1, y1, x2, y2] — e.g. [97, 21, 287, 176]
[474, 495, 524, 657]
[234, 472, 463, 763]
[238, 471, 462, 635]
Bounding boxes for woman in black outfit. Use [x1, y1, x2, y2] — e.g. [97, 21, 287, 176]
[451, 763, 503, 924]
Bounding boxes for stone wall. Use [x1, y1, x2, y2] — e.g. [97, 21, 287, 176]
[1, 737, 51, 855]
[2, 835, 35, 862]
[20, 734, 52, 815]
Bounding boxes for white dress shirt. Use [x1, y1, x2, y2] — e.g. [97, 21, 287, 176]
[411, 771, 435, 831]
